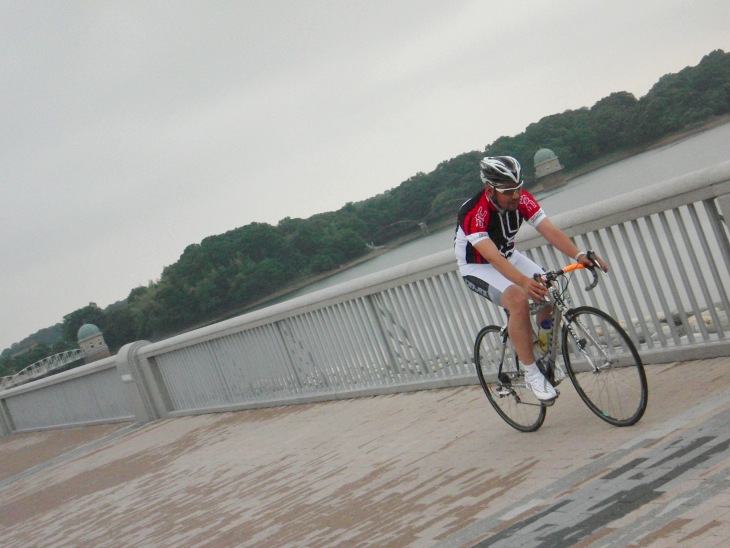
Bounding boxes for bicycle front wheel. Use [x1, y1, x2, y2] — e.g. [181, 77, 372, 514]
[562, 307, 648, 426]
[474, 325, 546, 432]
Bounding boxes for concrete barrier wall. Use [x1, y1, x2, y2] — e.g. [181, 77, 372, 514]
[0, 356, 133, 434]
[2, 162, 729, 434]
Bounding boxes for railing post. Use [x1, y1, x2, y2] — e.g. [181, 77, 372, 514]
[710, 194, 730, 293]
[717, 193, 730, 223]
[0, 398, 15, 437]
[116, 341, 158, 423]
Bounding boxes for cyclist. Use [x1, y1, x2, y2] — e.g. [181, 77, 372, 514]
[455, 156, 608, 404]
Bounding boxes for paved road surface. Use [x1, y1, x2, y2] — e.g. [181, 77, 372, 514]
[1, 357, 730, 547]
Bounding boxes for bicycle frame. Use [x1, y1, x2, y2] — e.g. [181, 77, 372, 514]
[537, 264, 610, 374]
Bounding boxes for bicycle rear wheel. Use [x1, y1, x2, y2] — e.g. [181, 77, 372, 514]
[562, 307, 648, 426]
[474, 325, 546, 432]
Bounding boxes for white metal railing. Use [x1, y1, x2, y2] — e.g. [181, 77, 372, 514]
[1, 161, 729, 434]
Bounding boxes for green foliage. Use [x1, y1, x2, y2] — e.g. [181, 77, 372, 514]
[1, 324, 62, 360]
[4, 49, 730, 356]
[0, 338, 77, 377]
[61, 303, 106, 344]
[102, 303, 138, 351]
[486, 49, 730, 185]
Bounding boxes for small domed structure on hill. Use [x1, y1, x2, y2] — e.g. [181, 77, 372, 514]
[534, 148, 567, 190]
[77, 323, 111, 363]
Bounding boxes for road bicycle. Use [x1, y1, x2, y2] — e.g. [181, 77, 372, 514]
[474, 257, 648, 432]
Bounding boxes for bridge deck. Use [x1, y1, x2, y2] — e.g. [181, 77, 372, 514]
[2, 357, 730, 547]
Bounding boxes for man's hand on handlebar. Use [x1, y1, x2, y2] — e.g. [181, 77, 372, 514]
[524, 276, 549, 301]
[579, 250, 609, 273]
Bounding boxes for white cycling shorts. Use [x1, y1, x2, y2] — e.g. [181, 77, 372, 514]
[460, 250, 544, 307]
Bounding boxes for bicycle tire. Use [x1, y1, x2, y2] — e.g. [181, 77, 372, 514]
[474, 325, 546, 432]
[561, 306, 648, 426]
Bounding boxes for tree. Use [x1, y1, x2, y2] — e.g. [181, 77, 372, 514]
[62, 303, 105, 344]
[589, 92, 638, 153]
[102, 303, 138, 351]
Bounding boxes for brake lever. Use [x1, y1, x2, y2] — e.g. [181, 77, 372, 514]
[585, 267, 599, 291]
[584, 250, 600, 291]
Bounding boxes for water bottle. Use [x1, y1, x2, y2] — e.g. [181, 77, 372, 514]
[537, 318, 553, 355]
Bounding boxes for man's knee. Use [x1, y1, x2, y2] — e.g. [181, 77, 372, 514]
[501, 285, 530, 312]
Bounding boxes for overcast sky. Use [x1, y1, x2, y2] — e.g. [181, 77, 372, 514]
[2, 0, 729, 352]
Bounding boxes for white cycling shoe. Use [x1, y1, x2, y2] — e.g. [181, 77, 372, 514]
[524, 368, 558, 406]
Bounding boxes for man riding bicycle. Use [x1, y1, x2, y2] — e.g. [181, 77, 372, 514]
[455, 156, 608, 404]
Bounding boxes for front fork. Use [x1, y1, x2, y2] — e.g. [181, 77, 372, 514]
[562, 310, 611, 372]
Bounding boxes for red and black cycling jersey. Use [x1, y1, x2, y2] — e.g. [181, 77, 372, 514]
[454, 188, 546, 265]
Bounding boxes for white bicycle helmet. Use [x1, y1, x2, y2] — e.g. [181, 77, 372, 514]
[479, 156, 522, 186]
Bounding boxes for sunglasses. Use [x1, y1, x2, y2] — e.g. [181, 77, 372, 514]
[490, 181, 524, 195]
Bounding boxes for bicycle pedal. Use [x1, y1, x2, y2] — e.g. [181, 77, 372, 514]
[495, 387, 513, 396]
[541, 389, 559, 405]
